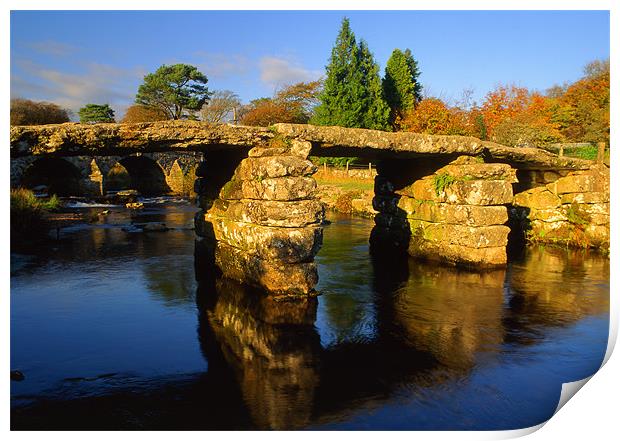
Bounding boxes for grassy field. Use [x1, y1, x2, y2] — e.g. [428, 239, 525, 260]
[313, 170, 375, 192]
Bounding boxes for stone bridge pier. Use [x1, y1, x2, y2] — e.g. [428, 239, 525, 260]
[194, 138, 325, 297]
[194, 141, 609, 298]
[193, 139, 521, 297]
[371, 155, 518, 267]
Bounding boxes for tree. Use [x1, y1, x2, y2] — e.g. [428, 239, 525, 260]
[312, 18, 390, 130]
[10, 99, 70, 125]
[240, 81, 322, 126]
[556, 59, 609, 145]
[78, 104, 115, 123]
[240, 98, 289, 126]
[383, 48, 422, 126]
[200, 90, 241, 123]
[480, 84, 530, 137]
[135, 64, 210, 120]
[401, 98, 459, 135]
[273, 80, 322, 122]
[120, 104, 168, 123]
[479, 86, 564, 147]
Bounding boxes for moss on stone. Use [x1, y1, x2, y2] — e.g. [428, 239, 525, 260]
[565, 202, 591, 227]
[432, 173, 456, 196]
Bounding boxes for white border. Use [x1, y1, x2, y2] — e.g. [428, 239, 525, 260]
[3, 1, 617, 439]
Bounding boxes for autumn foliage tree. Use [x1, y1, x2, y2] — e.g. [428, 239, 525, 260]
[200, 90, 241, 123]
[400, 98, 483, 137]
[10, 99, 70, 125]
[121, 104, 168, 123]
[555, 59, 609, 145]
[240, 81, 322, 126]
[397, 58, 608, 150]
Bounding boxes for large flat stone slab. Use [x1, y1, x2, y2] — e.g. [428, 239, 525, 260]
[211, 199, 325, 228]
[405, 178, 514, 206]
[398, 198, 508, 226]
[11, 121, 593, 171]
[219, 176, 317, 201]
[409, 219, 510, 248]
[204, 214, 323, 263]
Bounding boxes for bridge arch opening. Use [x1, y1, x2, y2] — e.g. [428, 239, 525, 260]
[110, 156, 170, 196]
[21, 157, 82, 196]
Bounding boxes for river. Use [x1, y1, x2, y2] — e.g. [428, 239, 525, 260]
[10, 201, 609, 430]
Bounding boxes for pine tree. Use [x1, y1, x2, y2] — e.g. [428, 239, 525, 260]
[312, 18, 390, 130]
[357, 40, 391, 130]
[383, 48, 422, 126]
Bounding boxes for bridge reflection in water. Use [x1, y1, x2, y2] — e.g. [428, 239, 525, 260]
[191, 215, 608, 430]
[10, 211, 609, 430]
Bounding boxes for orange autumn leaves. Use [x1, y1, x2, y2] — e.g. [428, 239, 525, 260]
[399, 60, 609, 148]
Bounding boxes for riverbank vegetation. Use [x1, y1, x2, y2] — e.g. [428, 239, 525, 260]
[10, 188, 61, 249]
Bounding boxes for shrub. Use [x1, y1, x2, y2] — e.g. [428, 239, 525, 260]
[10, 99, 70, 125]
[10, 188, 61, 248]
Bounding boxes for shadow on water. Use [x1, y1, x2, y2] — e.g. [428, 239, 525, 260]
[10, 210, 609, 430]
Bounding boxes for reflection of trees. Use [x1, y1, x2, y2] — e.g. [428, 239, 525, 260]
[504, 246, 610, 344]
[142, 256, 196, 306]
[390, 261, 505, 368]
[316, 215, 377, 344]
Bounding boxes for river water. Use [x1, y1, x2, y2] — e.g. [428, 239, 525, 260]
[10, 202, 609, 430]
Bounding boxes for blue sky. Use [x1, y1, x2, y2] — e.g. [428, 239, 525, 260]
[10, 10, 610, 119]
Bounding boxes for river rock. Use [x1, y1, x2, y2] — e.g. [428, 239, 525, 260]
[408, 237, 507, 267]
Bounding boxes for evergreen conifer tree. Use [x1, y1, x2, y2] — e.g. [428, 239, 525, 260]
[383, 48, 422, 125]
[312, 18, 390, 130]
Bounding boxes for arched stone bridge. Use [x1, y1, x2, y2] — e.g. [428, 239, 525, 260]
[10, 121, 610, 297]
[10, 151, 201, 197]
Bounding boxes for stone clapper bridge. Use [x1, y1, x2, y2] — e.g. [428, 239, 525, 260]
[11, 121, 610, 298]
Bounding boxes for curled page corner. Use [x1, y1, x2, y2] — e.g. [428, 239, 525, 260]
[554, 375, 594, 416]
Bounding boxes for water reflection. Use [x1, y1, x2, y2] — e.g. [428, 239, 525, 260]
[10, 208, 609, 430]
[504, 246, 609, 345]
[197, 278, 320, 429]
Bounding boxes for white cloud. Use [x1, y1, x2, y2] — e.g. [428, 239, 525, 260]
[11, 59, 140, 118]
[259, 56, 322, 89]
[26, 40, 78, 57]
[193, 51, 251, 79]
